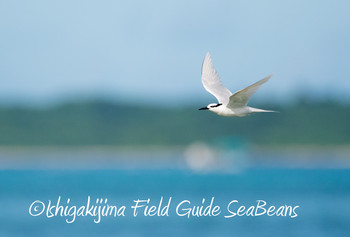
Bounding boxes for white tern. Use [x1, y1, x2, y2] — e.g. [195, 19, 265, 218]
[199, 53, 275, 117]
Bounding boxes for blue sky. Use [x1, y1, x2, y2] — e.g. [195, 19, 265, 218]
[1, 0, 350, 105]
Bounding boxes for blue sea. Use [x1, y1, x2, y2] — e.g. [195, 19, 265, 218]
[1, 168, 350, 236]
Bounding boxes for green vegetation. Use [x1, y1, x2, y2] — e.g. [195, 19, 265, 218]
[0, 100, 349, 146]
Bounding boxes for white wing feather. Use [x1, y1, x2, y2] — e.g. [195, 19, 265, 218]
[201, 53, 232, 105]
[227, 74, 273, 108]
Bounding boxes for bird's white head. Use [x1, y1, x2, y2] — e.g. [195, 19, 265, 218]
[198, 103, 222, 111]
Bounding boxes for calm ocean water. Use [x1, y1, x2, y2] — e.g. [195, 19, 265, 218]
[1, 168, 350, 236]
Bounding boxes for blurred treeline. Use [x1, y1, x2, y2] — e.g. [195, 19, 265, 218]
[0, 99, 349, 147]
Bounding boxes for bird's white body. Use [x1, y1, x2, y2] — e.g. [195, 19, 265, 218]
[208, 106, 267, 117]
[199, 53, 275, 117]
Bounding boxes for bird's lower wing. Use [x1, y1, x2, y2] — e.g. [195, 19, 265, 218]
[227, 74, 273, 108]
[201, 53, 232, 105]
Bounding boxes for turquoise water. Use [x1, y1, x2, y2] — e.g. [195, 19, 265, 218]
[1, 169, 350, 236]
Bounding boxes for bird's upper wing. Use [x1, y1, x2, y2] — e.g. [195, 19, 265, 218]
[201, 53, 232, 105]
[227, 74, 273, 108]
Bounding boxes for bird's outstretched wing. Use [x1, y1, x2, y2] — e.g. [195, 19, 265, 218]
[201, 53, 232, 105]
[227, 74, 273, 109]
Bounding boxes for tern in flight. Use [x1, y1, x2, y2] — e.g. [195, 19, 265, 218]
[199, 53, 275, 117]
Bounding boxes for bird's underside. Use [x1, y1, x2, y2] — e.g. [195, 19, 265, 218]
[213, 106, 273, 117]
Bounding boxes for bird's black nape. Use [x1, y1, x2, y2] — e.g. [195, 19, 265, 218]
[213, 103, 222, 108]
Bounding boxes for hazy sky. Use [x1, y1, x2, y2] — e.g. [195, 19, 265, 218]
[1, 0, 350, 105]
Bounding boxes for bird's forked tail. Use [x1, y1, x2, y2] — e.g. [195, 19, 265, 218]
[250, 108, 278, 113]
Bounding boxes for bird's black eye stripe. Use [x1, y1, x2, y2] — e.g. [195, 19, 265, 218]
[212, 103, 222, 108]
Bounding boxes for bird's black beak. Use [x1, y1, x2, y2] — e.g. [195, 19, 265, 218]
[199, 107, 209, 110]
